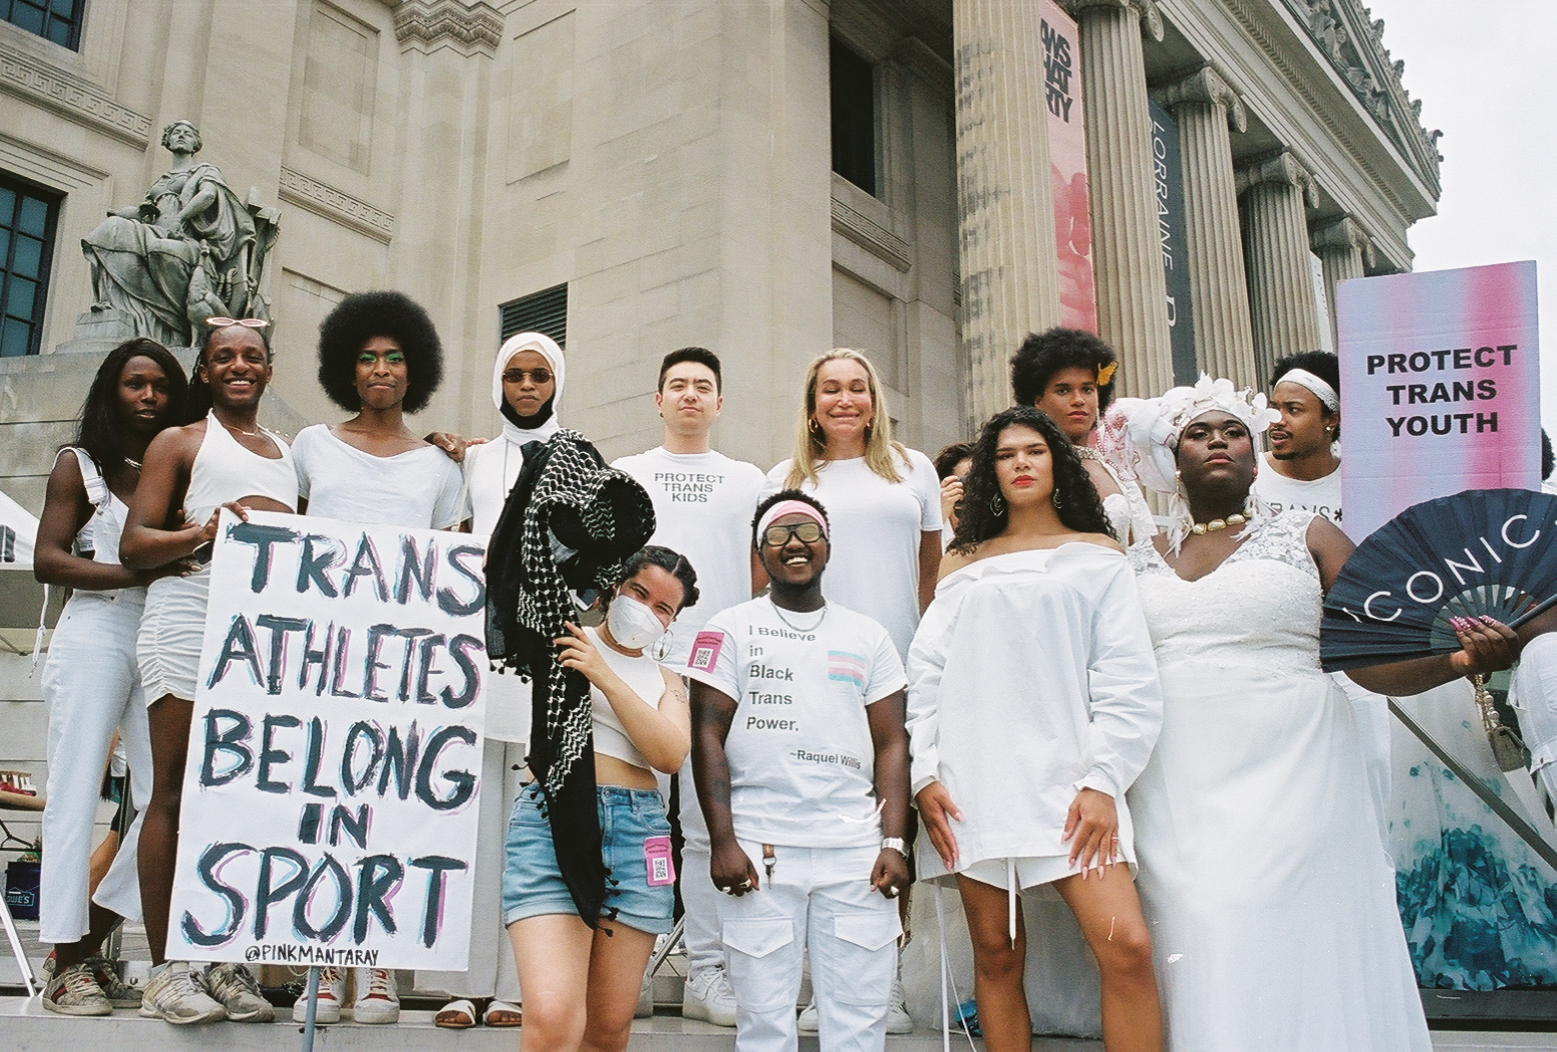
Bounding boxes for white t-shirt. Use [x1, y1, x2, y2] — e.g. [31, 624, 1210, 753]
[1254, 455, 1342, 526]
[586, 626, 672, 771]
[611, 446, 764, 665]
[292, 424, 466, 529]
[761, 450, 941, 660]
[684, 597, 906, 849]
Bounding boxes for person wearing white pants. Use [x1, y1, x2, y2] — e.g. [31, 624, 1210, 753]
[688, 491, 910, 1052]
[33, 340, 189, 1016]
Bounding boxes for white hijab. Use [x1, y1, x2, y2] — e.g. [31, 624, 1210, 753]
[467, 332, 566, 534]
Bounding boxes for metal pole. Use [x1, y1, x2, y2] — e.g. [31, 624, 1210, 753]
[300, 965, 320, 1052]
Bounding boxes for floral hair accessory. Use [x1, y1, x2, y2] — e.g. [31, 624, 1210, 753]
[1096, 361, 1118, 387]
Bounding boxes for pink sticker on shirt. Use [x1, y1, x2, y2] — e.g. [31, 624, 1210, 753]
[689, 630, 725, 672]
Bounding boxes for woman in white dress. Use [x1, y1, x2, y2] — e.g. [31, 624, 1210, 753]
[909, 406, 1165, 1052]
[1115, 376, 1446, 1051]
[1010, 328, 1155, 545]
[762, 348, 941, 661]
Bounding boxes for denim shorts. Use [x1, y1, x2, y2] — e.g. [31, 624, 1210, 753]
[502, 782, 675, 935]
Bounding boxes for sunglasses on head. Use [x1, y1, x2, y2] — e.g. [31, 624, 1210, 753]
[762, 521, 825, 547]
[205, 317, 269, 329]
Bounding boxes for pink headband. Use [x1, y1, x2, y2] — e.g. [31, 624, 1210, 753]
[757, 500, 828, 540]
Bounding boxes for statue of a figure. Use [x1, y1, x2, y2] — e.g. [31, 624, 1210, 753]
[81, 120, 278, 346]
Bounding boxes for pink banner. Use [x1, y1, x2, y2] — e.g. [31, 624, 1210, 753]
[1040, 1, 1096, 333]
[1338, 261, 1541, 541]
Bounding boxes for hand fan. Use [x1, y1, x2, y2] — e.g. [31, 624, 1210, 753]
[1320, 488, 1557, 672]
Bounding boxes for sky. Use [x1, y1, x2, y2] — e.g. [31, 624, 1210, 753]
[1361, 0, 1557, 430]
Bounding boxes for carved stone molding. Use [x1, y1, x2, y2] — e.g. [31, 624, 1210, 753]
[1236, 151, 1319, 209]
[392, 0, 503, 56]
[1059, 0, 1164, 44]
[0, 44, 150, 146]
[1310, 215, 1374, 268]
[278, 167, 395, 243]
[832, 196, 912, 273]
[1154, 65, 1247, 134]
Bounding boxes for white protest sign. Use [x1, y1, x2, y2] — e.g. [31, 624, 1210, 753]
[169, 510, 487, 971]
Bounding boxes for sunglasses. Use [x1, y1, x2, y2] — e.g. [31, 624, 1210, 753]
[206, 317, 270, 329]
[762, 521, 825, 547]
[502, 368, 553, 385]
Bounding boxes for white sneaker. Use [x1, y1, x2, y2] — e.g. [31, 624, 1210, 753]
[681, 965, 737, 1027]
[41, 962, 112, 1016]
[352, 967, 399, 1024]
[138, 962, 226, 1025]
[205, 962, 275, 1022]
[291, 967, 345, 1024]
[797, 977, 912, 1035]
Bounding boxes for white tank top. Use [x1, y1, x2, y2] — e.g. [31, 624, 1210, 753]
[586, 626, 669, 771]
[184, 411, 297, 522]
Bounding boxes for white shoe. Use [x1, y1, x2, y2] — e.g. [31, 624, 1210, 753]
[291, 967, 345, 1024]
[138, 962, 226, 1025]
[205, 962, 275, 1023]
[352, 967, 399, 1024]
[798, 977, 912, 1035]
[681, 965, 737, 1027]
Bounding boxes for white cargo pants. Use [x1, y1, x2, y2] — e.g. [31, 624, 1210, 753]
[717, 842, 900, 1052]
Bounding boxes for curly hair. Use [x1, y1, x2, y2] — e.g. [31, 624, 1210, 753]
[73, 339, 188, 472]
[932, 441, 975, 480]
[618, 544, 700, 612]
[317, 291, 443, 414]
[161, 120, 202, 153]
[1010, 327, 1120, 417]
[1271, 350, 1341, 439]
[951, 406, 1113, 552]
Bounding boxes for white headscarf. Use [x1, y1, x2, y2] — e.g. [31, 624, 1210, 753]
[1105, 375, 1280, 553]
[467, 332, 567, 534]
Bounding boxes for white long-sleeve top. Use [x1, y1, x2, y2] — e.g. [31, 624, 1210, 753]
[907, 542, 1163, 870]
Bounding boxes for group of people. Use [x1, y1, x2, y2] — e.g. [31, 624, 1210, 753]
[31, 305, 1528, 1052]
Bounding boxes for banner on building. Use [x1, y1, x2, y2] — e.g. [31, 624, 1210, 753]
[168, 511, 489, 970]
[1040, 0, 1097, 333]
[1148, 100, 1196, 384]
[1338, 261, 1541, 543]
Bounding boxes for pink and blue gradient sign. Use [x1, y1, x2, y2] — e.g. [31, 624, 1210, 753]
[1338, 261, 1541, 542]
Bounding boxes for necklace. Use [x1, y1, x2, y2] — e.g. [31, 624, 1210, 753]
[1074, 446, 1100, 461]
[222, 421, 262, 438]
[769, 598, 827, 633]
[124, 457, 142, 470]
[1191, 512, 1246, 535]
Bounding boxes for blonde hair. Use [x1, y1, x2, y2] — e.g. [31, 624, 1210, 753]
[786, 348, 906, 488]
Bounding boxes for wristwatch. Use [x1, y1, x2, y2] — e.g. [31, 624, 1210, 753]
[880, 837, 908, 859]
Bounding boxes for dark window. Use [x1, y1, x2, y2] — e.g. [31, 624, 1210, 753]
[830, 38, 877, 196]
[0, 174, 60, 358]
[500, 283, 568, 348]
[2, 0, 83, 50]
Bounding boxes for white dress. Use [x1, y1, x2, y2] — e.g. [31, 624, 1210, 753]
[1126, 511, 1430, 1052]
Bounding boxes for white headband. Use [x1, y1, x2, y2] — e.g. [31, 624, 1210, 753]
[1274, 368, 1339, 412]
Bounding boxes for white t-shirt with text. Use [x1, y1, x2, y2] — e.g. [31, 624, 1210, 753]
[684, 597, 905, 849]
[1254, 455, 1342, 526]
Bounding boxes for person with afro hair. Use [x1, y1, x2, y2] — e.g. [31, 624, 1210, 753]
[1010, 327, 1156, 544]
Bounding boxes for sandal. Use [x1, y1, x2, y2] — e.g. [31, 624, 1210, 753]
[484, 999, 523, 1027]
[435, 998, 478, 1029]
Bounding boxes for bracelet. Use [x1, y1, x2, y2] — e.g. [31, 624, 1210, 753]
[880, 836, 908, 859]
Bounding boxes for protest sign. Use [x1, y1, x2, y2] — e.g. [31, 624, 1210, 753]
[1338, 260, 1541, 542]
[168, 510, 488, 971]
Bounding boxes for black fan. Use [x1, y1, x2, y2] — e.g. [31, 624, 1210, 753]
[1320, 488, 1557, 672]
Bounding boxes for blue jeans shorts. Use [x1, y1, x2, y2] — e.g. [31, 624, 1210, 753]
[502, 782, 675, 935]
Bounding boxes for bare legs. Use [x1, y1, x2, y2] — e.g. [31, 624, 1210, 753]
[138, 694, 194, 966]
[508, 913, 656, 1052]
[959, 867, 1163, 1052]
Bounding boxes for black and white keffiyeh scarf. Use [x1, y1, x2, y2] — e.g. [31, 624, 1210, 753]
[485, 429, 655, 925]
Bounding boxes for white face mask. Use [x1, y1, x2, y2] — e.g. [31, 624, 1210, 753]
[606, 594, 666, 651]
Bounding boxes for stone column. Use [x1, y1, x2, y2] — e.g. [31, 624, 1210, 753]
[953, 0, 1062, 423]
[1238, 151, 1321, 386]
[1155, 66, 1257, 389]
[1310, 216, 1373, 346]
[1063, 0, 1172, 398]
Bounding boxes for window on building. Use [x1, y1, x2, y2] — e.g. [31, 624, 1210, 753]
[2, 0, 83, 50]
[500, 282, 568, 348]
[830, 37, 878, 197]
[0, 174, 60, 358]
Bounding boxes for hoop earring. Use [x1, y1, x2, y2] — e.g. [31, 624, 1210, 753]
[1052, 490, 1064, 509]
[808, 418, 822, 435]
[990, 491, 1005, 516]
